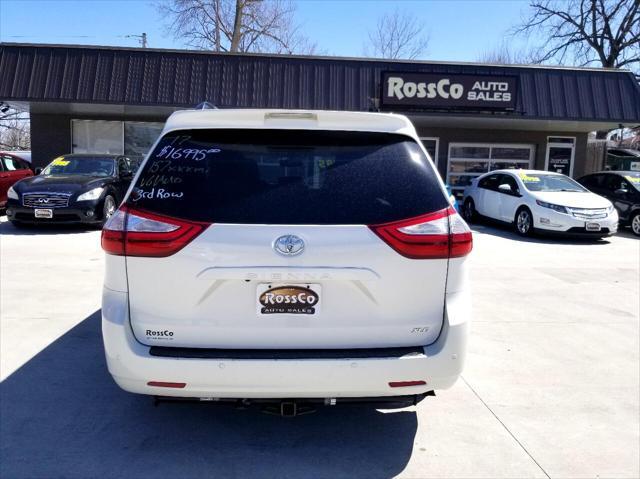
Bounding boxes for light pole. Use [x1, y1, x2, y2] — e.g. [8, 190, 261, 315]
[125, 33, 148, 48]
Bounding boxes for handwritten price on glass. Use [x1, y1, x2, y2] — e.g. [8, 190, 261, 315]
[156, 146, 221, 161]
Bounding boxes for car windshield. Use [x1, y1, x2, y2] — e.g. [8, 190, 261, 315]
[519, 173, 587, 192]
[623, 172, 640, 191]
[41, 157, 115, 177]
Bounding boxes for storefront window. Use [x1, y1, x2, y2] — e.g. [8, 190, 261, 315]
[447, 143, 534, 198]
[420, 137, 439, 165]
[72, 119, 164, 165]
[490, 160, 530, 171]
[124, 122, 164, 161]
[450, 146, 490, 159]
[449, 161, 489, 174]
[491, 147, 531, 160]
[71, 120, 123, 154]
[545, 137, 575, 176]
[448, 175, 475, 188]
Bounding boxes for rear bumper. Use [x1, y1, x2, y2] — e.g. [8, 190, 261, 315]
[102, 287, 470, 399]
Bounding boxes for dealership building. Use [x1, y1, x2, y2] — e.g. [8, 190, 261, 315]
[1, 42, 640, 197]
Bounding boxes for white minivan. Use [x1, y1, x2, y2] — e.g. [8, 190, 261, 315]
[101, 109, 472, 413]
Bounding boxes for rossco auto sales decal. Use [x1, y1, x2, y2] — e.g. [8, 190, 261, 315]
[258, 285, 320, 315]
[381, 72, 518, 110]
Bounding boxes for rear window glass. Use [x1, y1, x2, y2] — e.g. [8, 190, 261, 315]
[128, 129, 447, 224]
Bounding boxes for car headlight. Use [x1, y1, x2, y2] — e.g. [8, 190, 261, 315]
[7, 186, 18, 200]
[536, 200, 568, 214]
[76, 187, 104, 201]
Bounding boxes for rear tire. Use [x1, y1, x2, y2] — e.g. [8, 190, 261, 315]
[630, 212, 640, 237]
[463, 198, 477, 223]
[515, 207, 534, 237]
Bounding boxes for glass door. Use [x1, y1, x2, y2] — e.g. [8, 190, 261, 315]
[545, 137, 575, 176]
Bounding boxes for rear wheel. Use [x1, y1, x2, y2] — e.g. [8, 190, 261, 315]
[463, 198, 477, 223]
[631, 212, 640, 237]
[515, 207, 534, 237]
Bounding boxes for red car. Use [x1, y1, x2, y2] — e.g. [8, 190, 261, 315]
[0, 153, 33, 209]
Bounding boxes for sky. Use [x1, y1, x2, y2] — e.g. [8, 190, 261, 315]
[0, 0, 533, 62]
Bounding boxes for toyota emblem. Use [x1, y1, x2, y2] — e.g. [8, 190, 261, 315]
[273, 235, 305, 256]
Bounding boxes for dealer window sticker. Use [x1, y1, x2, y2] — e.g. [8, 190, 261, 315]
[624, 175, 640, 184]
[519, 173, 540, 182]
[51, 157, 70, 166]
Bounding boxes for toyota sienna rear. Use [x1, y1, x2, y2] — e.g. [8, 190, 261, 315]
[101, 109, 472, 409]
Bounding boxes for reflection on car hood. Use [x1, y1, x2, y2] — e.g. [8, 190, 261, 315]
[14, 175, 108, 194]
[531, 191, 611, 209]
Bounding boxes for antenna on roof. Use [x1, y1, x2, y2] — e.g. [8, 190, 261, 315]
[194, 101, 218, 110]
[125, 32, 147, 48]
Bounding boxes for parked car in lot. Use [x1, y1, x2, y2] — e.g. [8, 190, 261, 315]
[0, 150, 32, 165]
[578, 171, 640, 236]
[6, 154, 135, 227]
[462, 169, 618, 238]
[100, 109, 473, 413]
[0, 152, 33, 210]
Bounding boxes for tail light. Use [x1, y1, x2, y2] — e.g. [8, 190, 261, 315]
[101, 206, 209, 257]
[369, 206, 472, 259]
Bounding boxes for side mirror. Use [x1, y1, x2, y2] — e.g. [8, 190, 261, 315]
[35, 167, 43, 175]
[614, 188, 628, 196]
[498, 183, 512, 193]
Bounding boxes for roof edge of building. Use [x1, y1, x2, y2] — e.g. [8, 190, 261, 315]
[0, 41, 635, 75]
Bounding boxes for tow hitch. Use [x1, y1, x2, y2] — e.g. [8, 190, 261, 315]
[262, 401, 316, 417]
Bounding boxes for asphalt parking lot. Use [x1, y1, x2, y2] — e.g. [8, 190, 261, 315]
[0, 217, 638, 479]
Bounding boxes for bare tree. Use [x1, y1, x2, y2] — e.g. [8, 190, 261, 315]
[158, 0, 318, 54]
[478, 41, 540, 65]
[0, 109, 30, 151]
[515, 0, 640, 70]
[365, 8, 429, 60]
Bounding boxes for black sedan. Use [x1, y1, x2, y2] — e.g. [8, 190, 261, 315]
[578, 171, 640, 236]
[6, 154, 135, 227]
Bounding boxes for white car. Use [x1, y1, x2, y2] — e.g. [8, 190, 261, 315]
[101, 109, 473, 414]
[462, 169, 618, 237]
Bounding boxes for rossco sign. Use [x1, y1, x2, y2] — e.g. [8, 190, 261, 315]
[380, 72, 518, 110]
